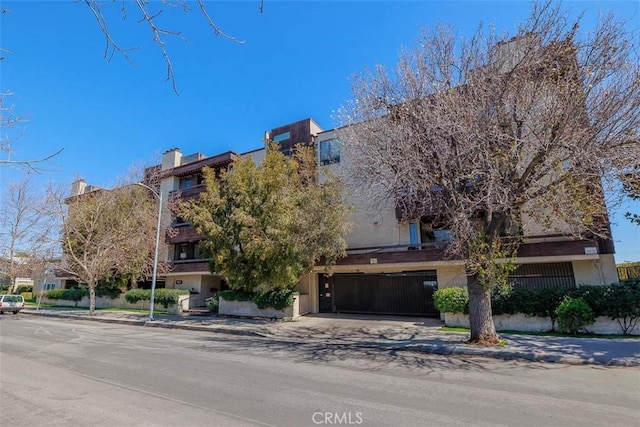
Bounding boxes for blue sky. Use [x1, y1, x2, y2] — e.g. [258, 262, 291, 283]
[1, 0, 638, 262]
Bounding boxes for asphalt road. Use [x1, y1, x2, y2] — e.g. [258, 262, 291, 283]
[1, 315, 639, 427]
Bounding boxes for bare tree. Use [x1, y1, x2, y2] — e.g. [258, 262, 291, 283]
[52, 180, 163, 314]
[0, 92, 63, 171]
[0, 176, 59, 291]
[339, 1, 639, 344]
[83, 0, 256, 93]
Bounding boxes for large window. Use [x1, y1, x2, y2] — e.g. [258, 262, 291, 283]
[319, 138, 340, 165]
[273, 131, 291, 143]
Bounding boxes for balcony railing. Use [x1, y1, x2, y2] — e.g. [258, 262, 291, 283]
[165, 224, 204, 244]
[169, 185, 206, 203]
[334, 237, 604, 266]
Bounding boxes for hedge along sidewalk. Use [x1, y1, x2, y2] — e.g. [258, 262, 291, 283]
[433, 280, 640, 336]
[20, 308, 640, 367]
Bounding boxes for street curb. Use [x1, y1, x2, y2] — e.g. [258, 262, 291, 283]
[20, 310, 639, 367]
[143, 321, 263, 338]
[22, 310, 147, 326]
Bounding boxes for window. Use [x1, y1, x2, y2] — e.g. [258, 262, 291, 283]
[174, 243, 198, 261]
[179, 174, 202, 189]
[409, 222, 419, 245]
[319, 138, 340, 165]
[172, 216, 190, 227]
[273, 131, 291, 142]
[420, 220, 451, 242]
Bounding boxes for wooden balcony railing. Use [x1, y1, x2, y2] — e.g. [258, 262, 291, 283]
[165, 224, 204, 244]
[333, 238, 604, 266]
[169, 185, 206, 203]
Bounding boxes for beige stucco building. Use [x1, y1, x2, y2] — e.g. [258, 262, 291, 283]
[146, 117, 618, 316]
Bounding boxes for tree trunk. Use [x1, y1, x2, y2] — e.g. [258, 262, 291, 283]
[89, 285, 96, 316]
[467, 274, 500, 345]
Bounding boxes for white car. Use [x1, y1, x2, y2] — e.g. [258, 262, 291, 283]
[0, 294, 25, 314]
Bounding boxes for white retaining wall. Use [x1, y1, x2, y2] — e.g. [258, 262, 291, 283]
[219, 294, 301, 319]
[444, 312, 640, 335]
[40, 294, 190, 315]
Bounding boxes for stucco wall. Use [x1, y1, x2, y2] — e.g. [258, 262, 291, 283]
[573, 255, 619, 286]
[436, 266, 468, 289]
[39, 294, 189, 314]
[219, 295, 301, 319]
[444, 313, 639, 335]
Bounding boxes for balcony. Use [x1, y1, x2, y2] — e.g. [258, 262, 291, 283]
[165, 224, 204, 244]
[333, 237, 605, 267]
[170, 260, 211, 274]
[169, 185, 206, 203]
[335, 243, 453, 266]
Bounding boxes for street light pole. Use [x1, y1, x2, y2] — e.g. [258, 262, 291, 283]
[136, 183, 162, 321]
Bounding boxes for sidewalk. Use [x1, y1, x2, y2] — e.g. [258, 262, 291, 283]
[20, 307, 640, 367]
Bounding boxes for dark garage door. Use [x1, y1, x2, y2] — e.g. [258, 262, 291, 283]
[319, 271, 439, 317]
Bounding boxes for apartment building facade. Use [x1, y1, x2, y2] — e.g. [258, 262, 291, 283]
[144, 117, 618, 316]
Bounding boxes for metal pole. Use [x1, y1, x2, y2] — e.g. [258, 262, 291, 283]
[149, 191, 162, 321]
[135, 182, 162, 322]
[37, 268, 48, 311]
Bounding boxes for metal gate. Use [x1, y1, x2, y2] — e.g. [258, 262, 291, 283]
[319, 271, 439, 317]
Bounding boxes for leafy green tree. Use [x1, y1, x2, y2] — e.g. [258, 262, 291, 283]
[179, 145, 351, 292]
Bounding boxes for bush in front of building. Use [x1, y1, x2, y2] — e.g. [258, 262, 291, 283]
[123, 288, 189, 308]
[600, 279, 640, 335]
[46, 288, 88, 306]
[434, 281, 640, 335]
[16, 285, 34, 294]
[253, 289, 296, 311]
[555, 297, 596, 334]
[206, 294, 219, 314]
[434, 287, 469, 314]
[218, 289, 297, 311]
[95, 276, 126, 299]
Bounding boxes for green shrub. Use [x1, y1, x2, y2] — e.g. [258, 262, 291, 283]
[218, 289, 255, 302]
[601, 282, 640, 335]
[124, 288, 189, 308]
[154, 289, 189, 308]
[46, 288, 88, 305]
[95, 277, 125, 299]
[124, 288, 149, 304]
[555, 297, 596, 334]
[253, 289, 296, 310]
[206, 294, 219, 313]
[20, 292, 33, 300]
[434, 287, 469, 314]
[490, 287, 568, 330]
[16, 285, 33, 294]
[219, 289, 296, 310]
[571, 285, 610, 317]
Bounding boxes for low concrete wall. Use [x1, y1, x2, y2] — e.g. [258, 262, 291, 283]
[39, 294, 189, 315]
[444, 313, 640, 335]
[219, 294, 301, 319]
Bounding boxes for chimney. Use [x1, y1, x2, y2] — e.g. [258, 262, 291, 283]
[162, 148, 183, 170]
[71, 179, 87, 196]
